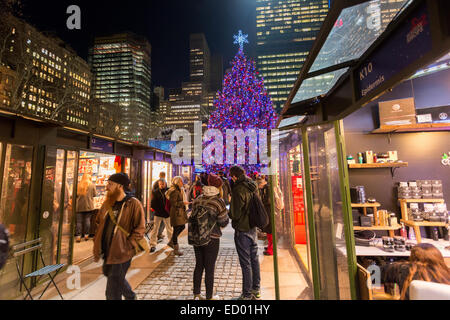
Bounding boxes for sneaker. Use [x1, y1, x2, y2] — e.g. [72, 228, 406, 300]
[84, 235, 89, 241]
[207, 295, 221, 300]
[233, 294, 252, 300]
[251, 290, 261, 300]
[75, 236, 81, 243]
[150, 247, 156, 253]
[193, 294, 205, 300]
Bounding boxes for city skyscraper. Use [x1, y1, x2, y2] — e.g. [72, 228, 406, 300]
[89, 32, 152, 142]
[256, 0, 329, 113]
[164, 33, 213, 135]
[210, 54, 224, 92]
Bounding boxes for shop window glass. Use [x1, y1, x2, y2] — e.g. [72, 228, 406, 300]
[0, 144, 33, 244]
[0, 144, 33, 299]
[59, 151, 78, 265]
[152, 161, 171, 188]
[307, 123, 351, 300]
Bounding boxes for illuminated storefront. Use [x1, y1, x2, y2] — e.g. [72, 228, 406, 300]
[274, 0, 450, 300]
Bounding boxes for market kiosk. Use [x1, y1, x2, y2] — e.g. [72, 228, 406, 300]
[273, 0, 450, 300]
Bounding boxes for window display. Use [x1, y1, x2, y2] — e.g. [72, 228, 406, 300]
[151, 161, 172, 189]
[79, 151, 117, 210]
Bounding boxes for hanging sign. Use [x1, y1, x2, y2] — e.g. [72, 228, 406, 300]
[90, 137, 113, 153]
[356, 2, 432, 100]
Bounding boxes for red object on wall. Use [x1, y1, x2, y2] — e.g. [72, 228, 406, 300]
[292, 176, 306, 244]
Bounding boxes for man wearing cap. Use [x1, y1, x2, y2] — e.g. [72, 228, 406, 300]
[93, 173, 145, 300]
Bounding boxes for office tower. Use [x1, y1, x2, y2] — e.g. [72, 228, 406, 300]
[256, 0, 329, 113]
[189, 33, 210, 86]
[0, 14, 91, 127]
[210, 54, 223, 92]
[168, 88, 184, 102]
[89, 33, 152, 143]
[153, 86, 165, 105]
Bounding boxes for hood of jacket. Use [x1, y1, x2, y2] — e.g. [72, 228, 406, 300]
[235, 175, 257, 193]
[165, 185, 179, 199]
[203, 186, 219, 197]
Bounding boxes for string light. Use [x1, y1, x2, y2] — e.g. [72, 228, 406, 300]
[203, 34, 278, 174]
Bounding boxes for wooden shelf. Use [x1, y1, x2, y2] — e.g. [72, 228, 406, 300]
[372, 123, 450, 134]
[400, 219, 448, 227]
[354, 225, 401, 231]
[351, 202, 381, 208]
[348, 162, 408, 169]
[398, 198, 445, 203]
[354, 225, 401, 237]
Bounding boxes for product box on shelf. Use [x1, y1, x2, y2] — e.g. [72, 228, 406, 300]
[432, 180, 442, 187]
[421, 188, 432, 198]
[432, 185, 443, 194]
[432, 193, 444, 199]
[416, 106, 450, 124]
[417, 180, 432, 187]
[378, 97, 416, 126]
[388, 151, 398, 162]
[365, 151, 374, 164]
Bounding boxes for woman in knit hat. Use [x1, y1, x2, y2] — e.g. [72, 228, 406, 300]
[190, 173, 229, 300]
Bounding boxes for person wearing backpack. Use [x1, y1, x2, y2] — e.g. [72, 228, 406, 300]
[229, 166, 261, 300]
[189, 173, 229, 300]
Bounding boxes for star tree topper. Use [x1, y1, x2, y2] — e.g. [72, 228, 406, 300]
[233, 30, 249, 52]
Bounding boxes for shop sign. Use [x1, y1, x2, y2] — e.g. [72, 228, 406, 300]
[356, 2, 432, 100]
[442, 153, 450, 166]
[90, 137, 113, 153]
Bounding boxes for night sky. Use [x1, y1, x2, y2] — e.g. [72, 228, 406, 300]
[19, 0, 257, 92]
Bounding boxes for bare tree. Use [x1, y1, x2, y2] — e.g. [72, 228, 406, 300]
[0, 11, 91, 127]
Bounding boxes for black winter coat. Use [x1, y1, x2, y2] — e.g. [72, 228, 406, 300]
[151, 187, 169, 218]
[259, 184, 272, 234]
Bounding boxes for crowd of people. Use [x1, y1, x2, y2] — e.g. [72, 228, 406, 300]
[89, 166, 278, 300]
[68, 166, 450, 301]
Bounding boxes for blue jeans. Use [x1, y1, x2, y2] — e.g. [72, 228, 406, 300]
[234, 228, 260, 297]
[102, 260, 135, 300]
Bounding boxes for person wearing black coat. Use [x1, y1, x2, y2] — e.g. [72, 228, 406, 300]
[149, 179, 173, 252]
[257, 177, 272, 256]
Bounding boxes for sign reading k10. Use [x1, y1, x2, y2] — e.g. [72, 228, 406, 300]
[355, 1, 432, 100]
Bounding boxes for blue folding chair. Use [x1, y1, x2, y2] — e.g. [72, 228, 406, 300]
[12, 238, 65, 300]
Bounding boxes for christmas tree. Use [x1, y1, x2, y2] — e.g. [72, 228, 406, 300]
[203, 31, 278, 174]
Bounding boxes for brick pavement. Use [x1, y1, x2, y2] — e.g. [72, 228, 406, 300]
[135, 246, 244, 300]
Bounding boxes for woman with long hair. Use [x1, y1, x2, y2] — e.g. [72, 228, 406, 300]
[166, 176, 190, 256]
[76, 174, 97, 242]
[191, 174, 229, 300]
[383, 243, 450, 299]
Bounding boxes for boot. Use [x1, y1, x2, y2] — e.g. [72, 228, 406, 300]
[174, 244, 183, 256]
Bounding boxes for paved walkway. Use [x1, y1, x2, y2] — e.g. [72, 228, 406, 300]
[37, 223, 310, 300]
[135, 224, 311, 300]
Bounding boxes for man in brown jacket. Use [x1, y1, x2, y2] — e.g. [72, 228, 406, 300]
[93, 173, 145, 300]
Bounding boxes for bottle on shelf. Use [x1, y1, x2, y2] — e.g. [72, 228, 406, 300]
[432, 227, 439, 241]
[358, 153, 364, 164]
[408, 227, 416, 241]
[400, 222, 407, 239]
